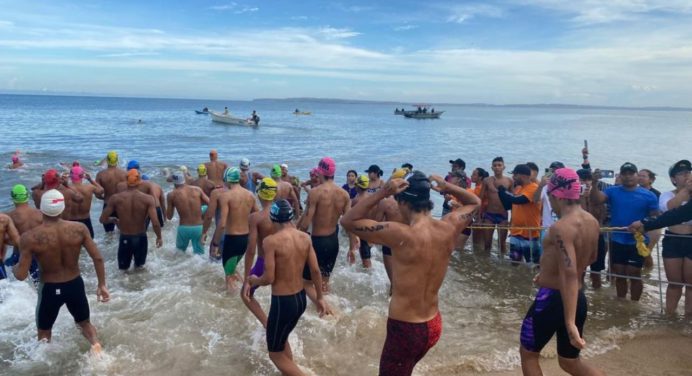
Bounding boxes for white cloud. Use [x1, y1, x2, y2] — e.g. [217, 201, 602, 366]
[446, 4, 504, 24]
[234, 6, 258, 14]
[317, 26, 361, 39]
[209, 2, 237, 11]
[394, 25, 418, 31]
[517, 0, 692, 24]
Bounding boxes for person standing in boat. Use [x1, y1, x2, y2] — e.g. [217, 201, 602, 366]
[251, 110, 260, 125]
[223, 107, 229, 115]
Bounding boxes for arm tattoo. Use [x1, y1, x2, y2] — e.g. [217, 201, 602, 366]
[458, 213, 472, 222]
[354, 224, 388, 232]
[556, 234, 572, 267]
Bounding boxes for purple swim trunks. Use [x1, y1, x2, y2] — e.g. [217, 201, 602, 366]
[250, 256, 265, 296]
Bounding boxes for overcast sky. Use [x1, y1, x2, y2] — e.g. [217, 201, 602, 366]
[1, 0, 692, 106]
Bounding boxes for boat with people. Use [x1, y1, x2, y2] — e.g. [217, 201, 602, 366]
[195, 107, 210, 115]
[293, 109, 312, 115]
[404, 111, 444, 119]
[210, 111, 258, 127]
[396, 104, 443, 119]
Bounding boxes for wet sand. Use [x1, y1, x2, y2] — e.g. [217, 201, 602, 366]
[479, 328, 692, 376]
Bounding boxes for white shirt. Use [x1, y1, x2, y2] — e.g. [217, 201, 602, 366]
[540, 185, 558, 228]
[659, 191, 692, 226]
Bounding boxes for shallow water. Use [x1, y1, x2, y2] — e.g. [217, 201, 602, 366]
[0, 94, 690, 375]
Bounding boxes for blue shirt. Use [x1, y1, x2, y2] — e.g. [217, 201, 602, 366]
[342, 184, 357, 199]
[604, 186, 658, 244]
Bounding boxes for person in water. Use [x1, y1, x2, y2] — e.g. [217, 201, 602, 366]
[204, 149, 229, 187]
[14, 189, 110, 355]
[519, 168, 604, 376]
[167, 173, 209, 255]
[9, 153, 23, 169]
[342, 171, 480, 376]
[95, 151, 127, 233]
[247, 199, 328, 376]
[3, 185, 42, 284]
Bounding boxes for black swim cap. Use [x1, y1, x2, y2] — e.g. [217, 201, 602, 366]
[270, 199, 294, 223]
[396, 170, 431, 202]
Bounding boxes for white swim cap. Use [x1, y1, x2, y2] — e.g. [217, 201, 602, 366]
[40, 189, 65, 217]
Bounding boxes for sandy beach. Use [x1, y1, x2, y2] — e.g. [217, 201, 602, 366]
[478, 328, 692, 376]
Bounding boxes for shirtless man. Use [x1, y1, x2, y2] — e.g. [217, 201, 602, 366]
[116, 161, 166, 229]
[271, 164, 300, 217]
[350, 174, 375, 268]
[166, 173, 209, 255]
[204, 149, 228, 186]
[0, 212, 21, 280]
[241, 178, 279, 326]
[95, 151, 127, 233]
[33, 169, 85, 220]
[13, 189, 109, 354]
[191, 164, 216, 199]
[280, 163, 301, 204]
[4, 185, 43, 283]
[239, 158, 264, 193]
[297, 157, 354, 294]
[68, 165, 104, 238]
[481, 157, 513, 255]
[100, 169, 162, 270]
[341, 171, 480, 376]
[203, 182, 228, 262]
[247, 199, 328, 376]
[519, 168, 603, 376]
[9, 153, 23, 169]
[210, 167, 258, 291]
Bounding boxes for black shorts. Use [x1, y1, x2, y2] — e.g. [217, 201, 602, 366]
[520, 287, 587, 359]
[662, 231, 692, 259]
[611, 241, 644, 268]
[74, 217, 95, 239]
[303, 230, 339, 280]
[118, 233, 148, 270]
[145, 207, 165, 230]
[589, 234, 607, 272]
[222, 234, 249, 276]
[36, 276, 90, 330]
[382, 246, 392, 256]
[359, 239, 371, 260]
[266, 290, 307, 352]
[102, 202, 117, 233]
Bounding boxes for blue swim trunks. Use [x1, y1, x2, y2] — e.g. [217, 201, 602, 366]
[176, 225, 204, 255]
[510, 236, 542, 264]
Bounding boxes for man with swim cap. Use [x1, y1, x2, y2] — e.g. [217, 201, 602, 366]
[0, 211, 21, 280]
[34, 169, 85, 220]
[341, 171, 480, 376]
[498, 164, 542, 264]
[298, 157, 354, 294]
[210, 167, 258, 291]
[520, 168, 604, 376]
[100, 169, 162, 270]
[350, 174, 375, 268]
[204, 149, 229, 187]
[481, 157, 513, 255]
[300, 168, 322, 193]
[4, 184, 43, 283]
[590, 162, 659, 301]
[9, 153, 23, 169]
[247, 199, 328, 376]
[239, 157, 264, 193]
[280, 163, 302, 206]
[271, 164, 301, 216]
[14, 189, 109, 354]
[117, 160, 167, 229]
[191, 163, 216, 199]
[95, 150, 127, 233]
[67, 165, 104, 238]
[166, 172, 210, 255]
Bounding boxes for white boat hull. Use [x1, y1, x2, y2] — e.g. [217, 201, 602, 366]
[210, 112, 258, 127]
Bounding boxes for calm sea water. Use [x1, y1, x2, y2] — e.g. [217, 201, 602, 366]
[0, 94, 690, 375]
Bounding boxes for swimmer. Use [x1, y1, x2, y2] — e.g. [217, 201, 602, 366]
[4, 185, 46, 283]
[191, 163, 216, 198]
[239, 158, 264, 193]
[9, 153, 23, 169]
[204, 149, 229, 187]
[520, 168, 604, 376]
[0, 212, 21, 280]
[13, 189, 109, 354]
[95, 151, 127, 233]
[166, 173, 209, 255]
[297, 157, 355, 295]
[116, 160, 166, 229]
[279, 163, 302, 205]
[67, 166, 104, 238]
[100, 169, 162, 270]
[481, 157, 513, 255]
[35, 169, 85, 220]
[210, 167, 258, 292]
[341, 171, 480, 376]
[247, 199, 328, 376]
[350, 174, 376, 268]
[271, 164, 300, 216]
[300, 167, 321, 194]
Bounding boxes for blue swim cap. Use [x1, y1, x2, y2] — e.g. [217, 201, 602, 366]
[224, 167, 240, 183]
[127, 160, 140, 170]
[270, 199, 294, 223]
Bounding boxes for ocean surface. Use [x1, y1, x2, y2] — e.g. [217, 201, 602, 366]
[0, 94, 691, 375]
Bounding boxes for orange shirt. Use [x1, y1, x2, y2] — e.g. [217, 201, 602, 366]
[510, 182, 541, 239]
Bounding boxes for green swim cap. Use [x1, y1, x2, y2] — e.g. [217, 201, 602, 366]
[11, 184, 29, 204]
[224, 167, 240, 183]
[270, 164, 282, 179]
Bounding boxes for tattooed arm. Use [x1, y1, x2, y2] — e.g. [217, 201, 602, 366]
[554, 225, 585, 349]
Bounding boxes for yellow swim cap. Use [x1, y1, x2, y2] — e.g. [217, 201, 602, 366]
[356, 175, 370, 189]
[197, 163, 207, 176]
[257, 177, 278, 201]
[391, 168, 410, 179]
[106, 151, 118, 166]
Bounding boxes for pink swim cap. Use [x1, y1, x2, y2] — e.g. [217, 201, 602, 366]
[70, 166, 85, 182]
[310, 167, 319, 177]
[548, 168, 580, 200]
[11, 155, 19, 163]
[317, 157, 336, 177]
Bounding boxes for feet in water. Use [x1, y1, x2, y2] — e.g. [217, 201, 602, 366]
[90, 343, 102, 357]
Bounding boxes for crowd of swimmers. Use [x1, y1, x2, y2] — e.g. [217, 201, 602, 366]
[1, 147, 691, 376]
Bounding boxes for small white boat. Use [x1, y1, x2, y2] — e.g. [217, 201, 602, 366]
[210, 111, 258, 127]
[403, 111, 444, 119]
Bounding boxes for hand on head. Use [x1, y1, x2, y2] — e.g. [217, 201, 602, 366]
[384, 178, 409, 196]
[428, 175, 446, 193]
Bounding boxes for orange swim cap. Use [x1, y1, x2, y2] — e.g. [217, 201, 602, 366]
[127, 169, 141, 186]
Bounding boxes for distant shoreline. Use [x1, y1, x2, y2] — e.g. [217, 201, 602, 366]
[2, 92, 692, 112]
